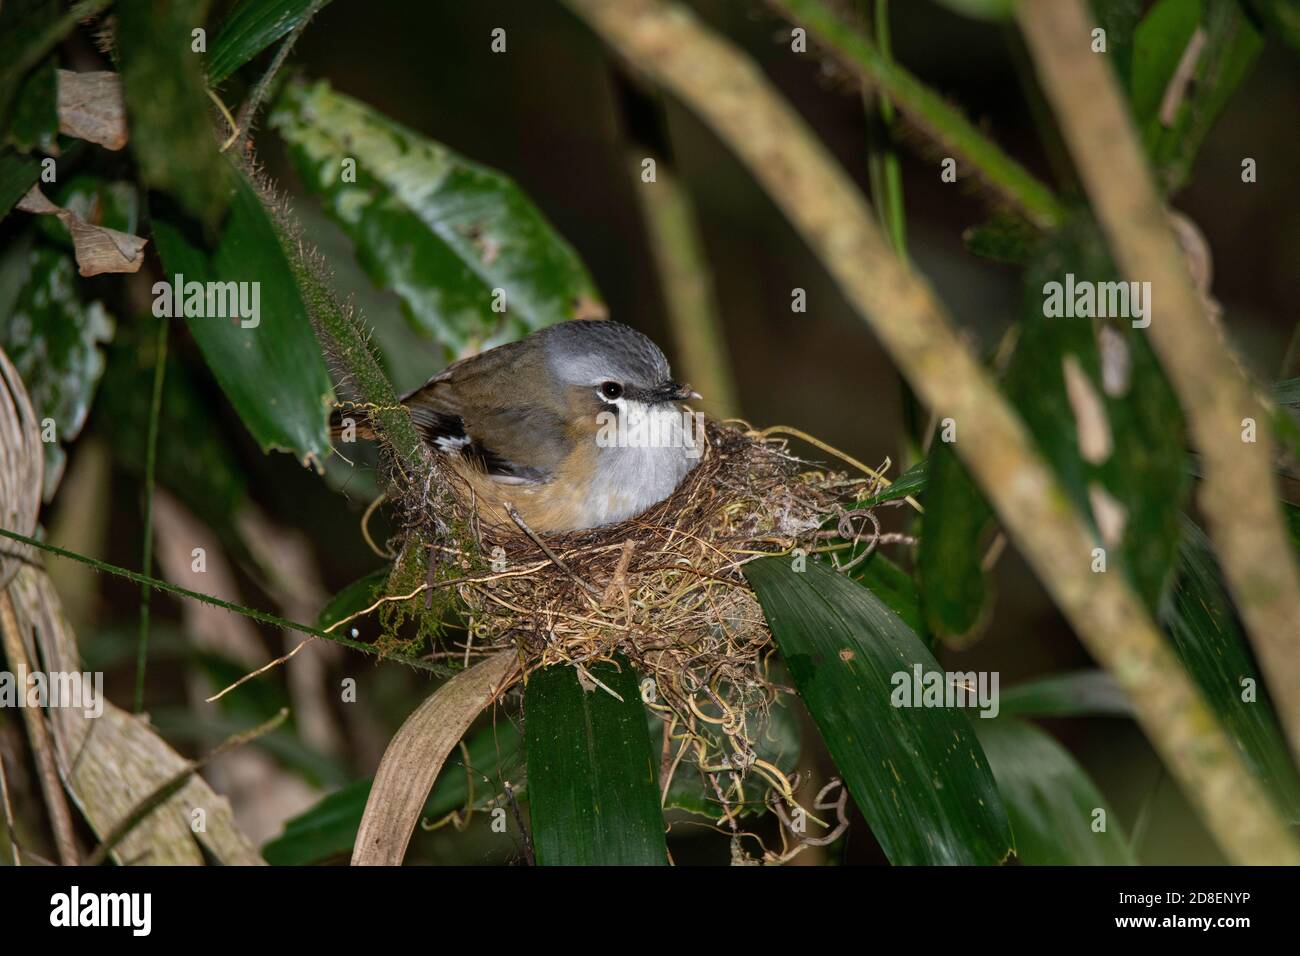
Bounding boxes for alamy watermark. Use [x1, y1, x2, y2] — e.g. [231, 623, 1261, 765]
[890, 664, 999, 718]
[1042, 273, 1151, 329]
[152, 273, 260, 328]
[0, 667, 103, 719]
[596, 407, 706, 459]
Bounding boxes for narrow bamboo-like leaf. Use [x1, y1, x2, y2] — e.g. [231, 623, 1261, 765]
[918, 440, 993, 644]
[1089, 0, 1147, 87]
[116, 0, 231, 229]
[999, 670, 1134, 718]
[208, 0, 334, 84]
[525, 655, 667, 865]
[1142, 0, 1263, 192]
[744, 558, 1013, 865]
[0, 150, 40, 218]
[353, 650, 517, 865]
[1129, 0, 1202, 129]
[1004, 218, 1188, 610]
[1275, 376, 1300, 407]
[1244, 0, 1300, 53]
[7, 56, 58, 153]
[929, 0, 1013, 20]
[270, 80, 603, 356]
[851, 549, 928, 644]
[852, 458, 927, 508]
[263, 719, 521, 865]
[152, 169, 333, 463]
[1159, 519, 1300, 820]
[0, 240, 113, 500]
[978, 719, 1136, 865]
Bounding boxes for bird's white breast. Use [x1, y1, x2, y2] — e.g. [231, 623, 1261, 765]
[583, 400, 700, 527]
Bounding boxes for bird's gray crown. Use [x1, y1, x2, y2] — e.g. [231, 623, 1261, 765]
[542, 320, 671, 389]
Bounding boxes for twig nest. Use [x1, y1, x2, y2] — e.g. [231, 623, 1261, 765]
[386, 420, 883, 787]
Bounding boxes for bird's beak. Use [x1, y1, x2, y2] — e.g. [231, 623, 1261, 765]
[655, 382, 701, 403]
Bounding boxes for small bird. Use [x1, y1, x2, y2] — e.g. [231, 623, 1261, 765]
[344, 321, 702, 534]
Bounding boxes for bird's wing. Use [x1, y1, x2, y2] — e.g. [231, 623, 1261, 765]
[401, 344, 568, 484]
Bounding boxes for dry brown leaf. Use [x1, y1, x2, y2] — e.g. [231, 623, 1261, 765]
[17, 184, 147, 277]
[57, 70, 128, 150]
[352, 650, 518, 865]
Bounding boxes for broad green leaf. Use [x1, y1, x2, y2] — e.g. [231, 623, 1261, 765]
[208, 0, 334, 84]
[0, 149, 40, 218]
[270, 80, 603, 356]
[744, 558, 1013, 865]
[1130, 0, 1202, 129]
[97, 330, 247, 530]
[999, 670, 1134, 718]
[525, 655, 667, 865]
[978, 719, 1136, 865]
[116, 0, 231, 230]
[1004, 218, 1188, 611]
[152, 169, 333, 464]
[0, 0, 55, 136]
[0, 239, 113, 500]
[6, 56, 57, 153]
[1159, 519, 1300, 820]
[917, 440, 993, 645]
[851, 549, 928, 644]
[1143, 0, 1263, 192]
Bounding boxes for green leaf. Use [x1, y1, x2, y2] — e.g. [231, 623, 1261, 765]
[0, 239, 113, 500]
[917, 440, 993, 645]
[208, 0, 333, 84]
[851, 549, 928, 643]
[116, 0, 232, 230]
[525, 655, 667, 865]
[852, 458, 927, 508]
[1275, 376, 1300, 407]
[1159, 519, 1300, 820]
[152, 168, 333, 463]
[744, 558, 1013, 865]
[928, 0, 1014, 20]
[1142, 0, 1263, 193]
[1130, 0, 1202, 129]
[962, 214, 1041, 267]
[269, 80, 603, 356]
[1089, 0, 1148, 87]
[262, 718, 521, 865]
[6, 56, 57, 153]
[978, 719, 1136, 865]
[999, 670, 1134, 718]
[0, 149, 41, 218]
[1004, 218, 1188, 610]
[0, 0, 55, 137]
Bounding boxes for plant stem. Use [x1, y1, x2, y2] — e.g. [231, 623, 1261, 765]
[1018, 0, 1300, 769]
[134, 315, 167, 714]
[768, 0, 1065, 228]
[0, 526, 438, 673]
[560, 0, 1300, 864]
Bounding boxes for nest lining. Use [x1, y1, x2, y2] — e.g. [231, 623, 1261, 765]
[374, 418, 889, 822]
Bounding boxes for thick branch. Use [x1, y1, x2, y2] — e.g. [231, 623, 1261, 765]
[560, 0, 1299, 863]
[1017, 0, 1300, 767]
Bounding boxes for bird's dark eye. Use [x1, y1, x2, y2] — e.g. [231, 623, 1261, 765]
[599, 381, 623, 400]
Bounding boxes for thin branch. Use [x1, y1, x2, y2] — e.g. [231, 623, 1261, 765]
[559, 0, 1300, 864]
[1017, 0, 1300, 767]
[768, 0, 1065, 228]
[0, 589, 78, 864]
[134, 314, 168, 713]
[0, 526, 439, 673]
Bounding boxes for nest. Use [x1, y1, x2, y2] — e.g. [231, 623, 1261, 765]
[370, 418, 889, 821]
